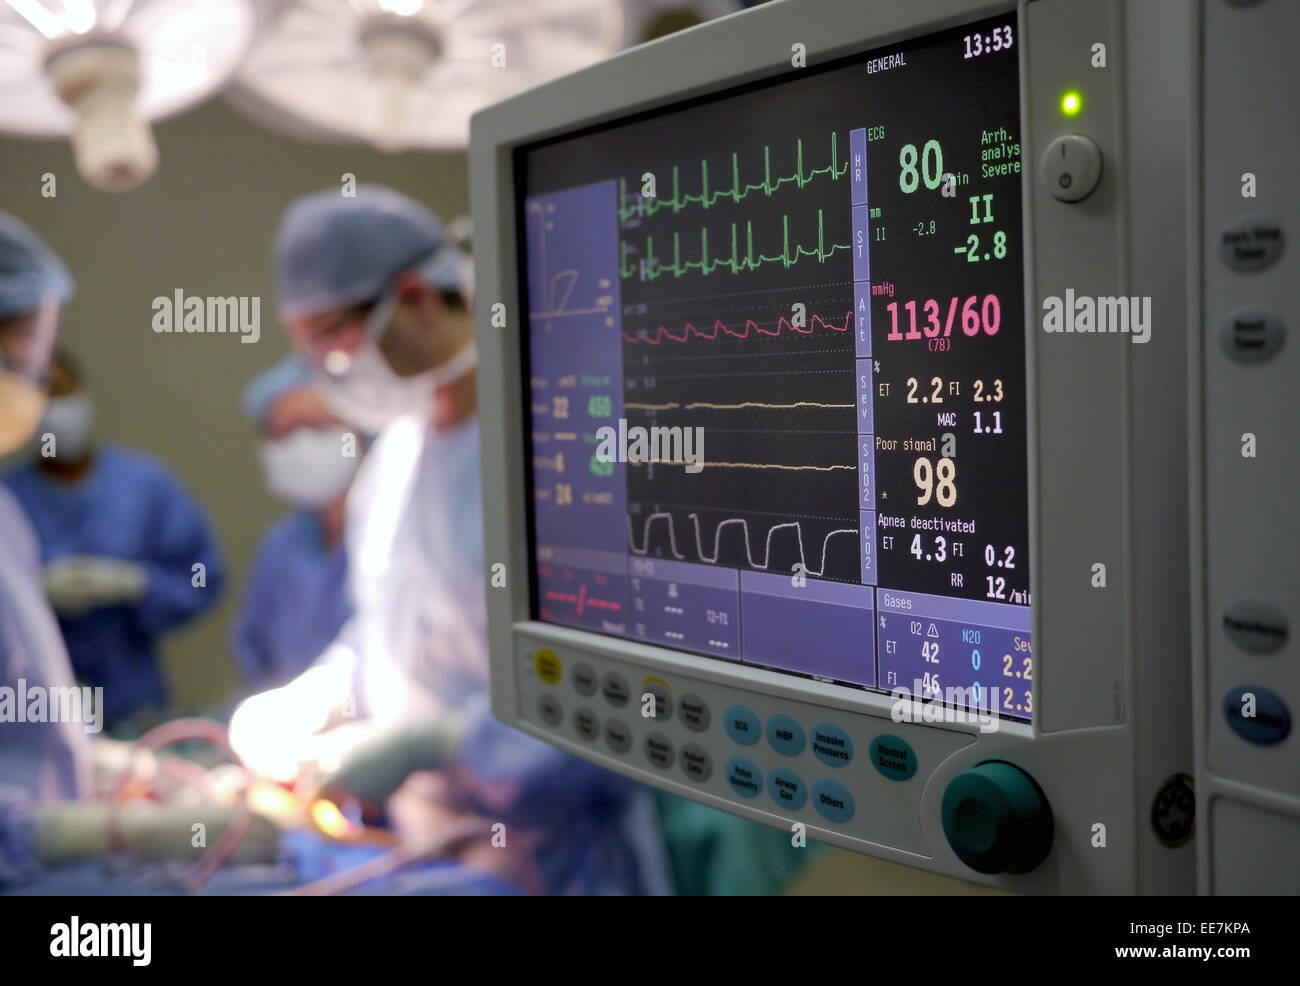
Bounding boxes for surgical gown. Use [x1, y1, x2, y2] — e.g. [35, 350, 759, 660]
[2, 445, 226, 722]
[324, 414, 670, 895]
[0, 487, 91, 887]
[232, 510, 350, 693]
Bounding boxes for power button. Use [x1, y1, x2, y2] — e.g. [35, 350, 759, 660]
[1041, 134, 1102, 203]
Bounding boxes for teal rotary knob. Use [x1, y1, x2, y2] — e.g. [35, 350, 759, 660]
[941, 760, 1053, 874]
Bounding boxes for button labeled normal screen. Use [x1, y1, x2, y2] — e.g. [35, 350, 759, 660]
[518, 15, 1032, 720]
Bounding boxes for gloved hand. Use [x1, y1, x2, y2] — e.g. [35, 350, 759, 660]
[229, 664, 353, 782]
[313, 713, 466, 808]
[43, 554, 147, 616]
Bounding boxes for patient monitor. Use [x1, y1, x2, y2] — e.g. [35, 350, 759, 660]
[471, 0, 1200, 893]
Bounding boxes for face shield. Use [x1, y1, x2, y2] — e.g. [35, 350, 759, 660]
[0, 297, 60, 455]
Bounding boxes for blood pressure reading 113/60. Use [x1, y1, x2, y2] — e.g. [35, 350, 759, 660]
[518, 15, 1033, 720]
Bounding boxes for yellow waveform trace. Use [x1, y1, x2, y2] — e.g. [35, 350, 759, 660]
[685, 400, 854, 410]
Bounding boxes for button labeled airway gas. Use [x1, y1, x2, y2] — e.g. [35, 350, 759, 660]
[1041, 134, 1102, 202]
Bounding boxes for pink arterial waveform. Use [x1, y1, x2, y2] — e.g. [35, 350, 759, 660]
[622, 311, 853, 345]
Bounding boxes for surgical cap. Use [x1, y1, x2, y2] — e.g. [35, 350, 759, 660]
[0, 211, 73, 321]
[275, 184, 468, 320]
[242, 354, 319, 428]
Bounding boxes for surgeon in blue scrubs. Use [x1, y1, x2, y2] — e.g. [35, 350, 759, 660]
[233, 357, 356, 693]
[2, 349, 226, 731]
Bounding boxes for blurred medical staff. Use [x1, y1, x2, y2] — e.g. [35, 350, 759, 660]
[0, 212, 91, 886]
[233, 357, 357, 692]
[2, 349, 226, 730]
[230, 186, 669, 894]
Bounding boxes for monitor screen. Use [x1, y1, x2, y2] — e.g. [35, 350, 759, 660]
[516, 12, 1032, 721]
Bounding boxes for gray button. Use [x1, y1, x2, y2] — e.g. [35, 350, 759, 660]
[601, 672, 630, 708]
[604, 718, 632, 754]
[1219, 217, 1285, 272]
[1223, 600, 1289, 654]
[574, 707, 600, 741]
[680, 743, 713, 782]
[679, 693, 711, 732]
[644, 732, 675, 769]
[572, 663, 598, 697]
[1041, 134, 1102, 203]
[1219, 308, 1285, 364]
[640, 682, 673, 722]
[537, 693, 563, 726]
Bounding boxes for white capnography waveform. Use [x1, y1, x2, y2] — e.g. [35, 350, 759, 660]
[627, 512, 857, 577]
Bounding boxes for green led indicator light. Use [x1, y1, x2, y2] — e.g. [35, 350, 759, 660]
[1061, 91, 1083, 117]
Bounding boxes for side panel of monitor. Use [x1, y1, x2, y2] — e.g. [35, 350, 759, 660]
[471, 0, 1195, 893]
[1190, 0, 1300, 895]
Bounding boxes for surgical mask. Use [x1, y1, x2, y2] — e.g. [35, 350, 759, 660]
[37, 392, 94, 461]
[258, 425, 361, 508]
[0, 370, 46, 456]
[319, 256, 477, 433]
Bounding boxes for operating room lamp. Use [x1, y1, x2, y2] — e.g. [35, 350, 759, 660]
[0, 0, 256, 191]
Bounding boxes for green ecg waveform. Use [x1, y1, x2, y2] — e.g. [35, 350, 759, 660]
[620, 209, 850, 280]
[618, 133, 847, 221]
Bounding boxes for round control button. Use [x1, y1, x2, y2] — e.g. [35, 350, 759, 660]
[574, 707, 600, 742]
[533, 648, 562, 685]
[1218, 216, 1285, 272]
[1223, 686, 1291, 745]
[725, 757, 763, 799]
[1219, 309, 1285, 365]
[680, 744, 713, 782]
[811, 779, 855, 824]
[678, 693, 712, 732]
[604, 718, 632, 754]
[941, 761, 1054, 874]
[537, 693, 563, 727]
[640, 681, 673, 722]
[644, 732, 675, 770]
[601, 672, 630, 708]
[1041, 134, 1102, 203]
[767, 768, 808, 811]
[765, 713, 806, 757]
[572, 663, 599, 697]
[724, 705, 762, 746]
[869, 734, 918, 781]
[810, 722, 853, 767]
[1222, 600, 1289, 654]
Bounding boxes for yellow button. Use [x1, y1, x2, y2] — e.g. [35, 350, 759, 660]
[534, 648, 562, 685]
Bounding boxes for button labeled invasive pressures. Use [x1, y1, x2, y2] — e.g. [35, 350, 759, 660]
[726, 757, 763, 798]
[601, 672, 630, 708]
[1224, 686, 1291, 745]
[811, 722, 853, 767]
[681, 744, 713, 782]
[644, 732, 675, 770]
[812, 779, 855, 824]
[767, 768, 808, 811]
[1219, 309, 1286, 365]
[572, 662, 598, 697]
[1041, 134, 1102, 203]
[869, 734, 918, 781]
[678, 694, 711, 732]
[534, 648, 561, 685]
[641, 681, 673, 721]
[1219, 217, 1285, 273]
[537, 693, 563, 726]
[765, 714, 806, 757]
[604, 718, 632, 754]
[724, 705, 761, 746]
[1223, 600, 1289, 654]
[574, 707, 600, 742]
